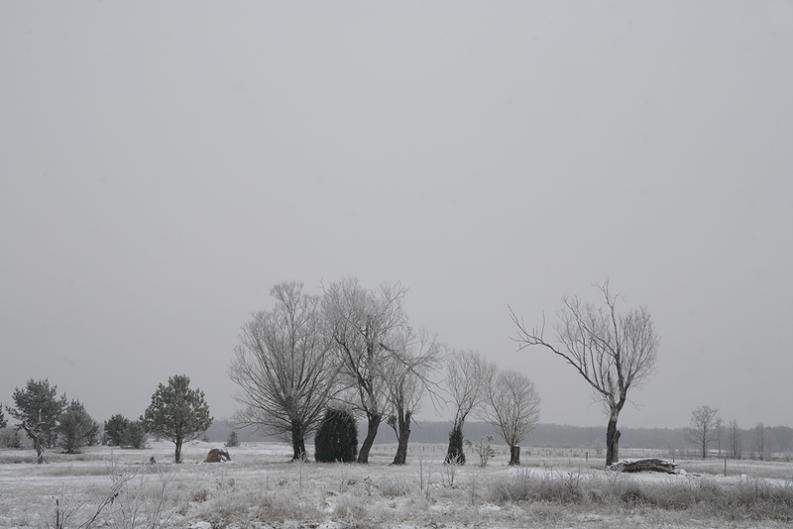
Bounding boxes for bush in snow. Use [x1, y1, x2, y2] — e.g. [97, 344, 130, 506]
[314, 408, 357, 463]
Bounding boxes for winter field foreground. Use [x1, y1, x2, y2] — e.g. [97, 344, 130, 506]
[1, 442, 792, 529]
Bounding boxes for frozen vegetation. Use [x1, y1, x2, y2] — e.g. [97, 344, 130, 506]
[1, 441, 792, 529]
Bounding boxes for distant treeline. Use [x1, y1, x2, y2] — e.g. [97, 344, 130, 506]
[206, 420, 793, 455]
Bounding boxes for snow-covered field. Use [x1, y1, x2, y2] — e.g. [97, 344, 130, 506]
[1, 441, 791, 529]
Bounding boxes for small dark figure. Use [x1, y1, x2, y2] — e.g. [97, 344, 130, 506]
[149, 456, 156, 464]
[205, 448, 231, 463]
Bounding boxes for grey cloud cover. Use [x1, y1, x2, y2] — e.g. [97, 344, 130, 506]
[1, 1, 791, 428]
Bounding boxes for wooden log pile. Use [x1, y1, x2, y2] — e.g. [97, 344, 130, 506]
[608, 458, 678, 474]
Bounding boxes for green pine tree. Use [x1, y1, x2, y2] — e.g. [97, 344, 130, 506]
[57, 400, 99, 454]
[142, 374, 212, 463]
[122, 420, 147, 449]
[104, 414, 130, 446]
[8, 379, 67, 463]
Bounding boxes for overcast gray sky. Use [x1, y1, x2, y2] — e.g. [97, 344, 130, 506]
[1, 1, 791, 429]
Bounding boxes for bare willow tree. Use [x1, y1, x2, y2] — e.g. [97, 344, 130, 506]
[444, 350, 493, 464]
[754, 423, 767, 460]
[728, 419, 742, 459]
[230, 282, 338, 461]
[510, 281, 658, 466]
[687, 405, 720, 458]
[383, 328, 439, 465]
[481, 369, 540, 465]
[323, 278, 407, 463]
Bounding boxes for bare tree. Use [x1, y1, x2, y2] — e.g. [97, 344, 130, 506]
[230, 282, 338, 461]
[481, 369, 540, 465]
[510, 281, 658, 466]
[687, 405, 720, 458]
[728, 419, 742, 459]
[323, 278, 407, 463]
[383, 328, 440, 465]
[715, 417, 723, 457]
[443, 350, 493, 464]
[754, 422, 767, 460]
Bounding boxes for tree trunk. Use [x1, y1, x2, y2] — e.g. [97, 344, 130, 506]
[291, 422, 306, 461]
[21, 424, 45, 464]
[175, 437, 183, 463]
[606, 416, 621, 466]
[392, 411, 411, 465]
[445, 423, 465, 464]
[34, 437, 44, 465]
[508, 445, 521, 466]
[357, 412, 381, 464]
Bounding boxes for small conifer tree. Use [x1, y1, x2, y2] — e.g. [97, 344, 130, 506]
[8, 379, 67, 462]
[0, 428, 21, 448]
[104, 414, 130, 446]
[57, 400, 100, 454]
[122, 421, 147, 449]
[142, 374, 212, 463]
[314, 408, 357, 463]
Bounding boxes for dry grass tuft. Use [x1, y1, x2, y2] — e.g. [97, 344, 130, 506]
[376, 476, 410, 497]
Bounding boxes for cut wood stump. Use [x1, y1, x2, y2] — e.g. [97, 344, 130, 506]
[608, 458, 678, 474]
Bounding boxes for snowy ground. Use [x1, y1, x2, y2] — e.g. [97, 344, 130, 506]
[0, 441, 791, 529]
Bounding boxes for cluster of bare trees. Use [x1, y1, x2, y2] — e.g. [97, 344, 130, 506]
[231, 279, 440, 463]
[686, 407, 779, 461]
[321, 279, 439, 464]
[444, 351, 541, 466]
[230, 278, 546, 466]
[232, 278, 663, 468]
